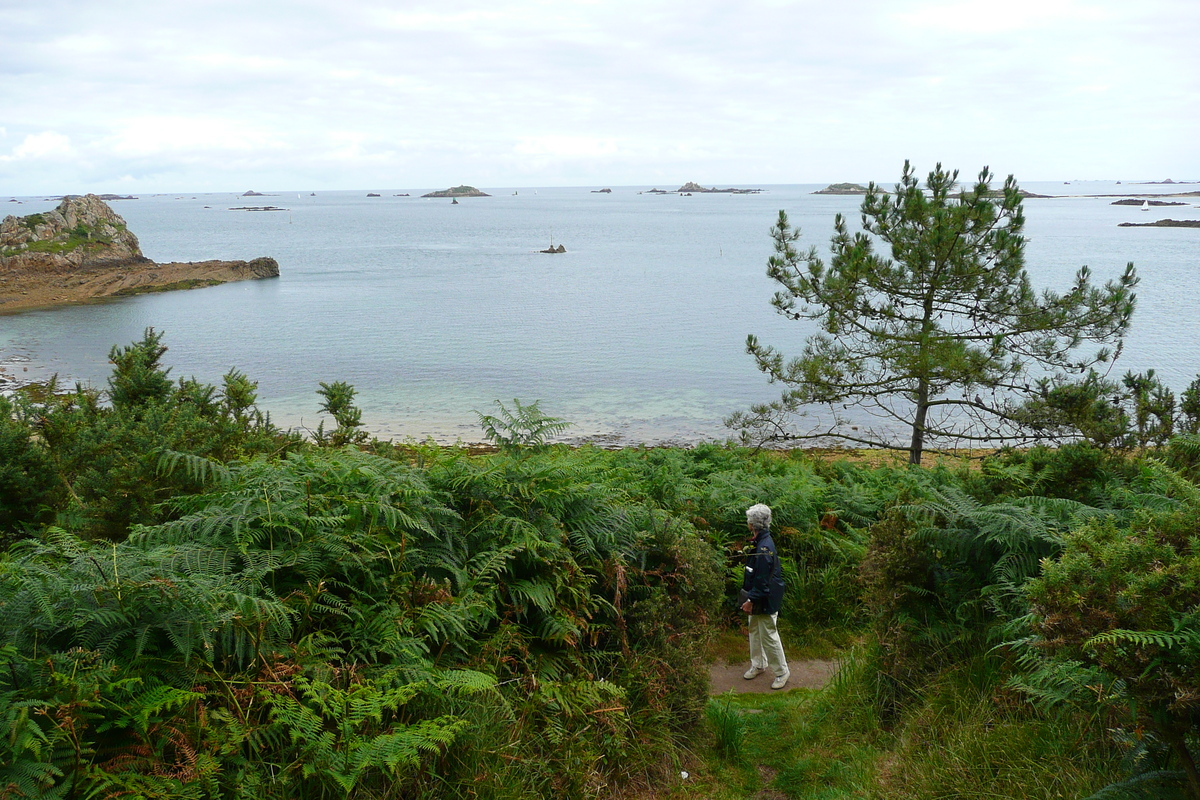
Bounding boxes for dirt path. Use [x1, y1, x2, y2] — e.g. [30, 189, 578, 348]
[708, 659, 839, 694]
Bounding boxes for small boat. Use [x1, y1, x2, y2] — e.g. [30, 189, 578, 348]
[1141, 200, 1150, 211]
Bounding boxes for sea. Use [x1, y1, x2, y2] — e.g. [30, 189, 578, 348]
[2, 182, 1198, 446]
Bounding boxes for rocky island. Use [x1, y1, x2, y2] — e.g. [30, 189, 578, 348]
[814, 182, 1050, 199]
[421, 185, 490, 198]
[1118, 219, 1200, 228]
[1111, 199, 1187, 206]
[1, 194, 279, 314]
[676, 182, 762, 194]
[813, 183, 872, 195]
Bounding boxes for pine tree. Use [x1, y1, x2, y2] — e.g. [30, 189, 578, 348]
[731, 161, 1138, 465]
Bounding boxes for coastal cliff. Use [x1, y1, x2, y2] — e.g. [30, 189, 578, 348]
[0, 195, 279, 313]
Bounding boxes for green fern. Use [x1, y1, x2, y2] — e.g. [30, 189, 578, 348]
[1084, 628, 1200, 652]
[476, 398, 571, 452]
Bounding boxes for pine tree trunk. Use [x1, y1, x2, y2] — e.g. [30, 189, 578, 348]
[909, 381, 929, 466]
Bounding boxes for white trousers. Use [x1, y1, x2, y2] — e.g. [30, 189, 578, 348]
[748, 612, 788, 677]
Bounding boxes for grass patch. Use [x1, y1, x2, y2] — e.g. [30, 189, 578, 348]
[688, 645, 1124, 799]
[112, 278, 222, 296]
[2, 221, 121, 258]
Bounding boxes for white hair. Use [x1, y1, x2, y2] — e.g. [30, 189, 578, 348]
[745, 503, 772, 530]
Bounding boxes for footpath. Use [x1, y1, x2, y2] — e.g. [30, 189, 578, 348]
[707, 659, 839, 694]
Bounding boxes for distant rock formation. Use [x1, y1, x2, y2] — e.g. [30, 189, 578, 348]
[676, 182, 762, 194]
[1, 195, 279, 313]
[421, 185, 491, 198]
[1111, 199, 1186, 206]
[540, 244, 567, 253]
[1118, 219, 1200, 228]
[242, 190, 266, 197]
[980, 189, 1053, 199]
[591, 188, 612, 193]
[813, 182, 1050, 199]
[813, 183, 872, 195]
[367, 193, 380, 197]
[229, 206, 288, 211]
[49, 194, 137, 201]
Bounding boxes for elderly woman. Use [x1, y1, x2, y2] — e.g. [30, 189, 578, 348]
[740, 503, 790, 689]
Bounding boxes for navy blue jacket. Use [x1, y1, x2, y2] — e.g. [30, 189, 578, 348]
[742, 527, 785, 615]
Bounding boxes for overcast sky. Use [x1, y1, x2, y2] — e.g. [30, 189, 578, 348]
[1, 0, 1196, 194]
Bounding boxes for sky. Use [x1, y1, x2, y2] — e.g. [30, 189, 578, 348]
[1, 0, 1197, 194]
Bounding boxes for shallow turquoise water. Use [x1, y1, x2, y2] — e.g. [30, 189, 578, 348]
[2, 182, 1197, 444]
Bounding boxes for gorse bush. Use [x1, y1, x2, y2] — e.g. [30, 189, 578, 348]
[6, 328, 295, 540]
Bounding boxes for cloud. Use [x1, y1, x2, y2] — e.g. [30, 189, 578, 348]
[106, 117, 286, 157]
[889, 0, 1105, 34]
[0, 0, 1195, 192]
[2, 131, 74, 161]
[514, 136, 619, 159]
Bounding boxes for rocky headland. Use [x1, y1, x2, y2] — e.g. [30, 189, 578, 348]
[1, 194, 279, 314]
[421, 185, 490, 198]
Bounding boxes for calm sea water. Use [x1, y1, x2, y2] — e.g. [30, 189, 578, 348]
[2, 182, 1198, 445]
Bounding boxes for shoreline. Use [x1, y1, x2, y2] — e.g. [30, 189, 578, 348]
[0, 363, 995, 466]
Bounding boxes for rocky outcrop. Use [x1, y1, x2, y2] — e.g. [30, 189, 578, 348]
[1118, 219, 1200, 228]
[1, 194, 145, 272]
[540, 244, 566, 253]
[1, 195, 279, 313]
[421, 185, 491, 198]
[1111, 199, 1186, 206]
[676, 182, 762, 194]
[813, 183, 872, 195]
